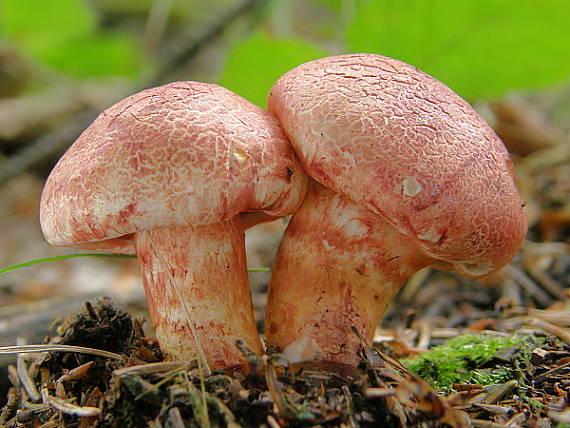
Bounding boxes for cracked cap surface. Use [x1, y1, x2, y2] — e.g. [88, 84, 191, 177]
[41, 81, 308, 254]
[268, 53, 527, 276]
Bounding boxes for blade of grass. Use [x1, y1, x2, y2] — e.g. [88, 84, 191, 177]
[0, 254, 270, 275]
[0, 253, 135, 275]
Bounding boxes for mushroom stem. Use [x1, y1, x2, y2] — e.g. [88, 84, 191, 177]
[134, 216, 262, 369]
[265, 183, 431, 365]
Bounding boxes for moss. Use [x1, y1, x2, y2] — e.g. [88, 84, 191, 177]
[403, 334, 539, 392]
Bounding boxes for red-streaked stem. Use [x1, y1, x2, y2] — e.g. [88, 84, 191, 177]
[265, 183, 430, 365]
[134, 216, 262, 370]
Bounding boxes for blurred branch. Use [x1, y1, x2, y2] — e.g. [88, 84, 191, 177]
[143, 0, 174, 55]
[148, 0, 263, 86]
[0, 86, 83, 142]
[0, 0, 264, 187]
[0, 110, 98, 185]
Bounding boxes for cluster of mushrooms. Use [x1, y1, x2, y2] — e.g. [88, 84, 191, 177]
[40, 54, 527, 371]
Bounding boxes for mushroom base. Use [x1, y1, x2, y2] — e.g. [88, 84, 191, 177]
[134, 218, 262, 370]
[265, 184, 430, 365]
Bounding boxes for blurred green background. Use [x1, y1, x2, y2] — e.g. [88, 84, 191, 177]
[1, 0, 569, 107]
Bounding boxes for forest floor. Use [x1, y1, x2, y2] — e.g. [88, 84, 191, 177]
[1, 271, 570, 428]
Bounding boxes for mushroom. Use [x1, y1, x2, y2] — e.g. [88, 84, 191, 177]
[40, 81, 308, 370]
[265, 54, 527, 365]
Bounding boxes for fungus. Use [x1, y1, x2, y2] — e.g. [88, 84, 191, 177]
[265, 54, 527, 365]
[40, 82, 308, 370]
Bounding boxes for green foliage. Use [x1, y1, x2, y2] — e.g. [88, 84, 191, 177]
[219, 32, 329, 106]
[1, 0, 96, 56]
[346, 0, 570, 99]
[40, 32, 142, 78]
[403, 334, 535, 392]
[0, 0, 141, 78]
[2, 0, 568, 101]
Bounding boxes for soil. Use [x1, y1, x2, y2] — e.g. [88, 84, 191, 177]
[1, 292, 570, 427]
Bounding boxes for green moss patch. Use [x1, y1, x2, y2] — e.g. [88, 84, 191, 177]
[403, 334, 540, 392]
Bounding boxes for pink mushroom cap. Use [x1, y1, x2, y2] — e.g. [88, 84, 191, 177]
[41, 81, 307, 253]
[268, 53, 527, 278]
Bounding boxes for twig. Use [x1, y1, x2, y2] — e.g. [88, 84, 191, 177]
[143, 0, 173, 55]
[399, 268, 431, 303]
[235, 339, 262, 375]
[533, 360, 570, 383]
[365, 387, 396, 398]
[526, 265, 564, 298]
[37, 419, 61, 428]
[47, 395, 101, 417]
[55, 361, 94, 398]
[517, 142, 570, 172]
[264, 357, 299, 422]
[166, 407, 186, 428]
[503, 264, 552, 306]
[471, 420, 511, 428]
[472, 403, 513, 417]
[7, 365, 20, 388]
[16, 339, 41, 402]
[528, 309, 570, 327]
[0, 387, 20, 425]
[523, 241, 569, 256]
[0, 109, 97, 186]
[527, 317, 570, 345]
[480, 380, 517, 405]
[114, 361, 191, 377]
[373, 327, 461, 344]
[148, 0, 263, 86]
[500, 279, 522, 307]
[266, 415, 281, 428]
[6, 403, 51, 425]
[414, 320, 432, 351]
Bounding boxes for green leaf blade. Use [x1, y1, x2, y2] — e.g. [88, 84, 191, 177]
[219, 32, 329, 106]
[1, 0, 97, 58]
[346, 0, 570, 99]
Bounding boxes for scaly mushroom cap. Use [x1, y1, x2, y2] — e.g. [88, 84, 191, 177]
[268, 54, 527, 277]
[41, 82, 307, 253]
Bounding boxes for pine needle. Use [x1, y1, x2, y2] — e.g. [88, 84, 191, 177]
[0, 344, 123, 360]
